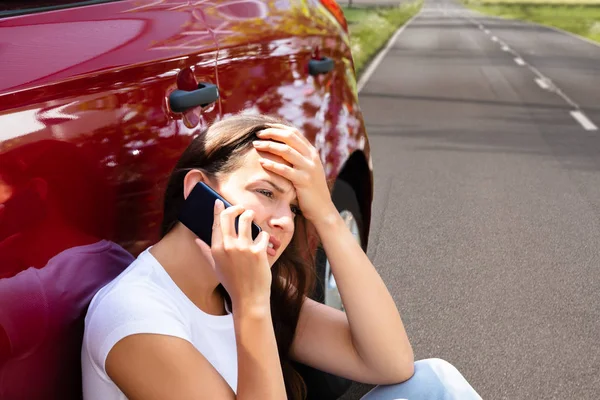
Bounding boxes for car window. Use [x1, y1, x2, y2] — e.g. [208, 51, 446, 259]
[0, 0, 121, 18]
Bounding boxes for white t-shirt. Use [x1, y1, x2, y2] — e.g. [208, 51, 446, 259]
[81, 248, 237, 399]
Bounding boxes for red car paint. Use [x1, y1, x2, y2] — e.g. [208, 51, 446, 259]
[0, 0, 372, 398]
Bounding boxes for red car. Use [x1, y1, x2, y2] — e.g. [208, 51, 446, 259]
[0, 0, 373, 398]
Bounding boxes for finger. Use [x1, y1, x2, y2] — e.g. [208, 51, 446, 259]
[253, 230, 270, 252]
[268, 123, 312, 146]
[237, 209, 255, 245]
[220, 204, 245, 240]
[252, 140, 308, 167]
[258, 158, 300, 183]
[256, 127, 312, 157]
[210, 199, 225, 248]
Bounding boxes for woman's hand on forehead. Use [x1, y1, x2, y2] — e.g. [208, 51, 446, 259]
[255, 124, 313, 157]
[251, 124, 336, 223]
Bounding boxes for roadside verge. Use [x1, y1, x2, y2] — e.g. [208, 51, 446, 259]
[343, 1, 423, 84]
[461, 1, 600, 45]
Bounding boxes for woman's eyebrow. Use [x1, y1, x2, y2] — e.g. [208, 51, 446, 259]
[258, 179, 285, 193]
[258, 179, 297, 201]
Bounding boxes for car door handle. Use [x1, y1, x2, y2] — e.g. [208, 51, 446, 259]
[309, 57, 334, 76]
[169, 82, 219, 113]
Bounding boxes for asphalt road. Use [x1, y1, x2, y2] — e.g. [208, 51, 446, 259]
[342, 0, 600, 398]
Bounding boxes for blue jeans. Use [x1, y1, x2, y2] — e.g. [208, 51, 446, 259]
[361, 359, 482, 400]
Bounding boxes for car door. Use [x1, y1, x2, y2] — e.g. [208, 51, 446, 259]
[305, 0, 371, 185]
[0, 1, 219, 398]
[196, 1, 367, 398]
[0, 0, 221, 257]
[198, 0, 340, 177]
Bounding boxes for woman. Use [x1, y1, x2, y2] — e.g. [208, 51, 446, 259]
[82, 114, 481, 399]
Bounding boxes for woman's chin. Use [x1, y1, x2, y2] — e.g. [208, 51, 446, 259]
[268, 253, 281, 267]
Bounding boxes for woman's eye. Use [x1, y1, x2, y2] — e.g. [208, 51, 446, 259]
[291, 205, 302, 216]
[257, 189, 274, 199]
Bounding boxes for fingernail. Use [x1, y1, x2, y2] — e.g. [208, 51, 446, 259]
[252, 141, 262, 146]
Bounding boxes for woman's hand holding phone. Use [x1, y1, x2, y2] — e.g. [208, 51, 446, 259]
[197, 199, 272, 312]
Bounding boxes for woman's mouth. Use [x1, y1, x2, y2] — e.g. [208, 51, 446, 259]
[267, 236, 281, 257]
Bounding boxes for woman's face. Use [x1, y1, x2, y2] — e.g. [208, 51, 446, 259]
[209, 148, 298, 265]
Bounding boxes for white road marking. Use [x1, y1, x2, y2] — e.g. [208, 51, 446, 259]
[571, 111, 598, 131]
[462, 13, 594, 133]
[357, 12, 421, 93]
[491, 36, 498, 42]
[535, 78, 551, 90]
[473, 9, 600, 49]
[529, 65, 579, 108]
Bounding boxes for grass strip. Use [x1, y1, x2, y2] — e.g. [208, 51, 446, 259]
[342, 1, 423, 78]
[462, 0, 600, 44]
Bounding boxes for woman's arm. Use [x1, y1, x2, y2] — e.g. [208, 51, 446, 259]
[209, 201, 287, 398]
[234, 299, 286, 399]
[288, 207, 413, 385]
[106, 202, 287, 399]
[106, 334, 236, 399]
[254, 125, 414, 384]
[106, 306, 284, 400]
[312, 209, 414, 381]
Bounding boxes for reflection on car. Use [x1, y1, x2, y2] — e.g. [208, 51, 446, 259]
[0, 0, 372, 398]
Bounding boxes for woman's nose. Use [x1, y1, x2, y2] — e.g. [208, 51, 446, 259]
[268, 208, 295, 232]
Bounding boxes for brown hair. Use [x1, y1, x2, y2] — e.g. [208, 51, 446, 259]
[160, 113, 316, 399]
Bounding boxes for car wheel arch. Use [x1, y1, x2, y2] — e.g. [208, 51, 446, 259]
[334, 149, 373, 250]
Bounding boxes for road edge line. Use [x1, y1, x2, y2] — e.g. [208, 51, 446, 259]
[357, 11, 421, 93]
[545, 25, 600, 50]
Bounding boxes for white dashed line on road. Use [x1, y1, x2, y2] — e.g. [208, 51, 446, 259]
[571, 111, 599, 131]
[535, 78, 551, 90]
[462, 14, 599, 132]
[528, 65, 579, 109]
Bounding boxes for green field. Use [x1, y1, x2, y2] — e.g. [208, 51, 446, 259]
[463, 0, 600, 43]
[469, 0, 600, 3]
[342, 1, 422, 77]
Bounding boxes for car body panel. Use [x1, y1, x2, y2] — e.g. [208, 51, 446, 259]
[0, 2, 220, 398]
[201, 0, 371, 185]
[0, 0, 221, 256]
[0, 0, 372, 398]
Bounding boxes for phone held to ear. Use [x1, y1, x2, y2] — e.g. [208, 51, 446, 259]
[178, 182, 262, 246]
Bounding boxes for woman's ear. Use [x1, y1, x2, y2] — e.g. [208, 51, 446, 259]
[182, 169, 209, 200]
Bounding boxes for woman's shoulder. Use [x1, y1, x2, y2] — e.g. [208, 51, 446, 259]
[83, 248, 192, 372]
[86, 248, 182, 319]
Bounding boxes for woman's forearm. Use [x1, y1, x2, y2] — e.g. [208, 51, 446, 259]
[312, 208, 414, 380]
[233, 301, 287, 399]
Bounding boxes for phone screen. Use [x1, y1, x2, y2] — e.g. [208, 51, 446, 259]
[178, 182, 262, 246]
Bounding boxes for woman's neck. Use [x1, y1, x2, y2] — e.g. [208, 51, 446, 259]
[150, 224, 227, 316]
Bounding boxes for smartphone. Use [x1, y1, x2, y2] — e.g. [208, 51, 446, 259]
[178, 181, 262, 246]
